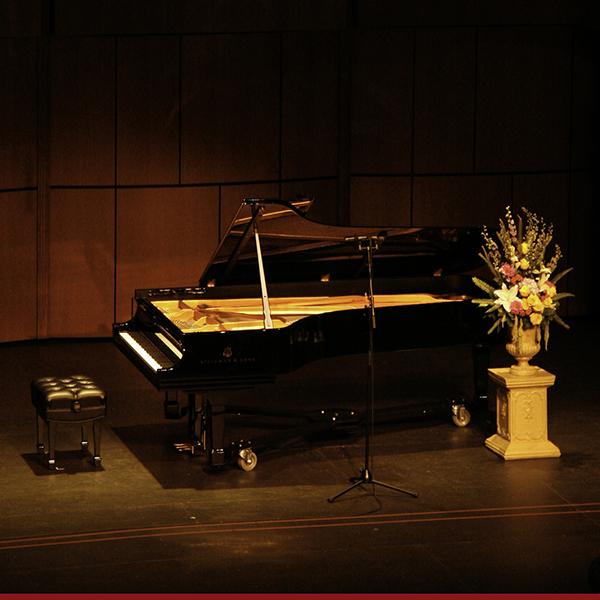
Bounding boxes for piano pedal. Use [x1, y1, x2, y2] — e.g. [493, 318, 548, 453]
[173, 441, 204, 455]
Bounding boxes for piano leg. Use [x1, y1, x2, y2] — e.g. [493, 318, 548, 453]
[172, 392, 205, 455]
[206, 398, 227, 468]
[190, 393, 207, 456]
[164, 390, 187, 419]
[181, 393, 252, 469]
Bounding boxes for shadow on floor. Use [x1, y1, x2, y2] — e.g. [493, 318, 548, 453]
[21, 450, 106, 476]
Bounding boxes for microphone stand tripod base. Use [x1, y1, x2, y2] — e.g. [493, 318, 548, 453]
[327, 468, 418, 503]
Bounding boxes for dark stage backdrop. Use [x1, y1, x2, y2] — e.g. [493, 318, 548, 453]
[0, 0, 597, 341]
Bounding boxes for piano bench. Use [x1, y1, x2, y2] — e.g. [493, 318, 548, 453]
[31, 375, 107, 471]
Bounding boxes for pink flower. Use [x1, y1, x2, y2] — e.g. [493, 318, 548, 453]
[500, 263, 516, 279]
[509, 300, 525, 315]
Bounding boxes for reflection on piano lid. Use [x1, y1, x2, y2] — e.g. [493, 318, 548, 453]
[199, 197, 482, 287]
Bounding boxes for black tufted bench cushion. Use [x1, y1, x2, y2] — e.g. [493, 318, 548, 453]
[31, 375, 107, 470]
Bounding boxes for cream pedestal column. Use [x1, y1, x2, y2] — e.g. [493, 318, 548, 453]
[485, 366, 561, 460]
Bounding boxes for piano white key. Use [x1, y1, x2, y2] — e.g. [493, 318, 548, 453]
[118, 331, 163, 372]
[155, 332, 183, 360]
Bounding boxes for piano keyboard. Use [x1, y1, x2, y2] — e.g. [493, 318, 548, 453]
[118, 331, 180, 371]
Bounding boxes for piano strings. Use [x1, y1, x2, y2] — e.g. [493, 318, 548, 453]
[153, 293, 460, 334]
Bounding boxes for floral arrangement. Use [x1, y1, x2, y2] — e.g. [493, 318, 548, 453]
[472, 206, 573, 348]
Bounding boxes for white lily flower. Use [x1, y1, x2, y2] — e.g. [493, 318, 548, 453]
[493, 284, 520, 312]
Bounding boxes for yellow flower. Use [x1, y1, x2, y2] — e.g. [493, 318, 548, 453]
[530, 312, 543, 326]
[521, 242, 529, 254]
[530, 295, 543, 312]
[547, 283, 557, 297]
[519, 258, 530, 270]
[543, 296, 554, 308]
[521, 297, 529, 310]
[519, 285, 530, 297]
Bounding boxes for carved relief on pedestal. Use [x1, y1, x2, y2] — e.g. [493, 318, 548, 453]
[497, 387, 509, 440]
[513, 389, 546, 441]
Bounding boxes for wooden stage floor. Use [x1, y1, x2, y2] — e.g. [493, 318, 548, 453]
[0, 317, 599, 593]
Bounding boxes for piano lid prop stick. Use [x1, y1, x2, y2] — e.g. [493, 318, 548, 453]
[253, 221, 274, 330]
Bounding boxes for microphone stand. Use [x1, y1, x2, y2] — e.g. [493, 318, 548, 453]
[327, 235, 418, 503]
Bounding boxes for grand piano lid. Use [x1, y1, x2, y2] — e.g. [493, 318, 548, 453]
[199, 197, 482, 288]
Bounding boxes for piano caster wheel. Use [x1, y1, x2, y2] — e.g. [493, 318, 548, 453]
[452, 405, 471, 427]
[237, 448, 257, 472]
[92, 456, 102, 468]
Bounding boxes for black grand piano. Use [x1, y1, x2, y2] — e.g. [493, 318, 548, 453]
[113, 198, 489, 470]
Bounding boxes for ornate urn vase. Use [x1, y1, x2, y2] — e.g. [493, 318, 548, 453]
[505, 322, 541, 373]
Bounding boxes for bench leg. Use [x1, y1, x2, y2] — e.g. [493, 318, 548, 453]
[46, 421, 63, 471]
[91, 420, 102, 467]
[80, 424, 89, 451]
[35, 413, 45, 454]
